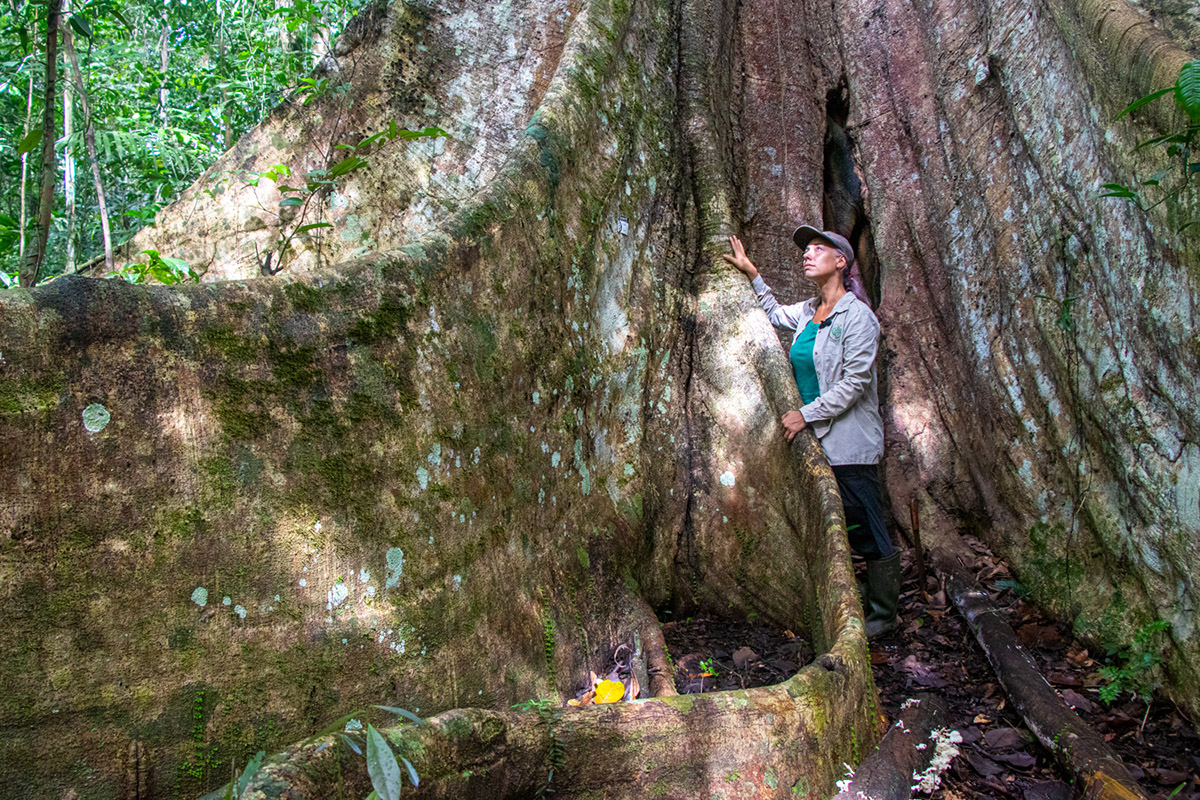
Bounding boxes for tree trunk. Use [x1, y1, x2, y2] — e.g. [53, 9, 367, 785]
[219, 9, 234, 151]
[4, 0, 1200, 796]
[62, 24, 113, 274]
[157, 18, 170, 125]
[20, 4, 59, 287]
[17, 18, 36, 267]
[63, 62, 76, 274]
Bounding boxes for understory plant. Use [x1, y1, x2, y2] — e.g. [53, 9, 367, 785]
[1097, 619, 1171, 707]
[1102, 60, 1200, 235]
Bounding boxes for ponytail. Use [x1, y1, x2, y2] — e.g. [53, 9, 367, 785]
[843, 260, 873, 308]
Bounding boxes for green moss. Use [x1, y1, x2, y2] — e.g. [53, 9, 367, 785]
[467, 317, 499, 383]
[270, 346, 320, 389]
[284, 282, 324, 313]
[659, 694, 695, 714]
[207, 378, 276, 440]
[0, 376, 62, 416]
[200, 324, 261, 362]
[349, 296, 412, 344]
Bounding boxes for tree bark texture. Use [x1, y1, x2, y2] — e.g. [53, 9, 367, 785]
[111, 0, 1200, 730]
[832, 694, 952, 800]
[0, 0, 880, 796]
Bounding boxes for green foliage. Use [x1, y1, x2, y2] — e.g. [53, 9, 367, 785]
[0, 0, 374, 285]
[253, 124, 446, 274]
[513, 698, 566, 797]
[1097, 619, 1171, 704]
[1105, 60, 1200, 235]
[112, 248, 197, 284]
[196, 750, 266, 800]
[699, 657, 719, 677]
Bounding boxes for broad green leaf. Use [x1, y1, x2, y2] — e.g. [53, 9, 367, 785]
[279, 196, 303, 208]
[1175, 60, 1200, 121]
[373, 705, 427, 726]
[106, 7, 133, 31]
[17, 129, 42, 155]
[328, 155, 367, 178]
[366, 724, 403, 800]
[69, 14, 93, 40]
[295, 223, 333, 233]
[1115, 86, 1173, 120]
[236, 750, 266, 797]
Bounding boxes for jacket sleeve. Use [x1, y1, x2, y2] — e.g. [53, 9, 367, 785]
[751, 275, 806, 331]
[799, 309, 879, 424]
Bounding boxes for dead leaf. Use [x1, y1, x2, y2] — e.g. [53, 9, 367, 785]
[1017, 624, 1064, 651]
[982, 727, 1025, 751]
[894, 654, 947, 688]
[732, 647, 759, 669]
[993, 751, 1036, 768]
[1023, 780, 1073, 800]
[966, 752, 1005, 778]
[1060, 688, 1096, 714]
[973, 714, 992, 724]
[1045, 670, 1081, 686]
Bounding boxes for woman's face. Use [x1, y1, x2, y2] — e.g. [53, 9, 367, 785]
[803, 240, 845, 283]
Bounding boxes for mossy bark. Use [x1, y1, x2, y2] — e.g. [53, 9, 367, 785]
[0, 0, 877, 797]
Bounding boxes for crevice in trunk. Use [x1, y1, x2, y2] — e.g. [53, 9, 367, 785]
[823, 80, 881, 308]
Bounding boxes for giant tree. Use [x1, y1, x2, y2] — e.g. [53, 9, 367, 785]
[2, 0, 1199, 796]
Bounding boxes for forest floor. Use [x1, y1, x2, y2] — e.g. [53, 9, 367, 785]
[657, 540, 1200, 800]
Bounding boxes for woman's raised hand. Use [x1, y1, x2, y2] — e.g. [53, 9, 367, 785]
[722, 235, 758, 279]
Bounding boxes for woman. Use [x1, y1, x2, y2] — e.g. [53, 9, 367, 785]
[724, 226, 899, 638]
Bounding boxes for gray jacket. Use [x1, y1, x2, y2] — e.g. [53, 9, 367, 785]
[751, 276, 884, 466]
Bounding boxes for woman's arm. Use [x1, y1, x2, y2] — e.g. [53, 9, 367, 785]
[799, 310, 879, 424]
[724, 235, 807, 330]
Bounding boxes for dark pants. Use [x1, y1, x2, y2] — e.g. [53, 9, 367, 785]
[832, 464, 895, 560]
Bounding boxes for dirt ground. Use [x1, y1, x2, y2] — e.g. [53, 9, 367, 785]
[652, 540, 1200, 800]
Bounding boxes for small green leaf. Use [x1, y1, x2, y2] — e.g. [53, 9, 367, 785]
[400, 756, 419, 787]
[392, 126, 450, 140]
[329, 155, 367, 178]
[1115, 86, 1173, 120]
[366, 724, 403, 800]
[1175, 60, 1200, 121]
[17, 129, 42, 155]
[295, 222, 332, 233]
[340, 733, 362, 755]
[373, 705, 427, 726]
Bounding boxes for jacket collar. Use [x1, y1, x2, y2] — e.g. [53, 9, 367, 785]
[805, 291, 858, 319]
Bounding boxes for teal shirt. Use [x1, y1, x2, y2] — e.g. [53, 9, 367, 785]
[790, 321, 820, 404]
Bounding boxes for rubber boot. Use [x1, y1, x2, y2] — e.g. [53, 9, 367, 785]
[863, 552, 901, 638]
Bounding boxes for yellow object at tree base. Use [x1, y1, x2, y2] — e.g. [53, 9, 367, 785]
[594, 679, 625, 704]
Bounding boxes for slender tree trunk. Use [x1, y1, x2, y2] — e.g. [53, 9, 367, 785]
[157, 18, 170, 125]
[219, 7, 233, 150]
[63, 66, 76, 273]
[61, 0, 74, 274]
[17, 21, 36, 267]
[63, 25, 112, 274]
[20, 4, 60, 288]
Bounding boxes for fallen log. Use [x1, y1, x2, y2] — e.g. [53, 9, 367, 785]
[832, 694, 953, 800]
[933, 547, 1148, 800]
